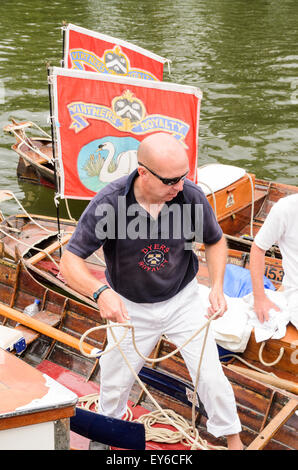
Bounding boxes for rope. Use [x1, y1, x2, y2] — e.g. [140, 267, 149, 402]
[77, 395, 202, 447]
[78, 392, 225, 450]
[258, 342, 285, 367]
[64, 199, 77, 223]
[9, 123, 53, 163]
[191, 322, 210, 433]
[165, 59, 172, 76]
[28, 121, 52, 139]
[79, 311, 219, 365]
[0, 191, 106, 273]
[136, 409, 201, 447]
[3, 191, 57, 234]
[78, 309, 227, 450]
[78, 393, 99, 411]
[219, 353, 278, 377]
[196, 181, 217, 219]
[247, 173, 255, 238]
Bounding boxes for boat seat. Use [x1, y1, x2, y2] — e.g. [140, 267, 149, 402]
[14, 310, 61, 346]
[32, 155, 49, 166]
[14, 325, 40, 345]
[196, 164, 247, 195]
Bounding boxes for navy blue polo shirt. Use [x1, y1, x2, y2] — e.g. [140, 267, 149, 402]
[66, 170, 222, 303]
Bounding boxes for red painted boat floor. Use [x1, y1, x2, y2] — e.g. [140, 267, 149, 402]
[37, 360, 192, 451]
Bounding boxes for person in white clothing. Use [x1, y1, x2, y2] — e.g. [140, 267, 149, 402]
[250, 193, 298, 323]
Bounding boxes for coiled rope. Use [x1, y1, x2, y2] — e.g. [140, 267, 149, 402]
[258, 341, 284, 367]
[78, 311, 227, 450]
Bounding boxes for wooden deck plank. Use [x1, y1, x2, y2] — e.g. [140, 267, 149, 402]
[246, 399, 298, 450]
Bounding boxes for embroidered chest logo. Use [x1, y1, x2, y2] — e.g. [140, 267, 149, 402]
[139, 243, 169, 272]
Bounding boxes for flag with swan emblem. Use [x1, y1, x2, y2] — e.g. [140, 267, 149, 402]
[49, 66, 202, 200]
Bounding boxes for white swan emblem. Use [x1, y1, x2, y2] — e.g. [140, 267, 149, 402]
[98, 142, 138, 182]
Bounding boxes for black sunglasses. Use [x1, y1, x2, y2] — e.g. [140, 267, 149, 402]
[138, 162, 188, 186]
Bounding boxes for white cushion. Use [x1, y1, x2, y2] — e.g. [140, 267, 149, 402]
[0, 325, 24, 350]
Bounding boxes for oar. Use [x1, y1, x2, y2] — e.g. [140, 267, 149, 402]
[27, 233, 72, 266]
[228, 364, 298, 395]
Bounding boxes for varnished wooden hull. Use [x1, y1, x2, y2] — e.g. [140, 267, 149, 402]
[3, 121, 54, 186]
[14, 137, 55, 187]
[16, 150, 55, 187]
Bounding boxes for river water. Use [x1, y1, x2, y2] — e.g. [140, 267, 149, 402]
[0, 0, 297, 218]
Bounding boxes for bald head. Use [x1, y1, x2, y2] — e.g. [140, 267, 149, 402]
[138, 133, 189, 175]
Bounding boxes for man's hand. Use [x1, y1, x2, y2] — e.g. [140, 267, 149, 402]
[253, 295, 280, 323]
[204, 236, 227, 320]
[206, 287, 227, 320]
[97, 289, 130, 323]
[60, 250, 130, 324]
[250, 242, 281, 323]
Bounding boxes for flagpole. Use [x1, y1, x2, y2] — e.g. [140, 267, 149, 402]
[47, 65, 62, 257]
[61, 20, 67, 67]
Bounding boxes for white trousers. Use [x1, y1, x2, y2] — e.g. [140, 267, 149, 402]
[98, 279, 242, 438]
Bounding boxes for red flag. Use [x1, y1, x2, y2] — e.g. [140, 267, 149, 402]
[50, 67, 202, 200]
[63, 23, 169, 82]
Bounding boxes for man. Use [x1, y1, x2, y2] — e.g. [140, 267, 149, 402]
[60, 132, 243, 450]
[250, 193, 298, 324]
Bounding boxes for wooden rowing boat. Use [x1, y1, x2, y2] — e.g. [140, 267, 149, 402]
[195, 246, 298, 389]
[0, 256, 297, 450]
[0, 209, 297, 385]
[0, 182, 297, 450]
[4, 121, 55, 188]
